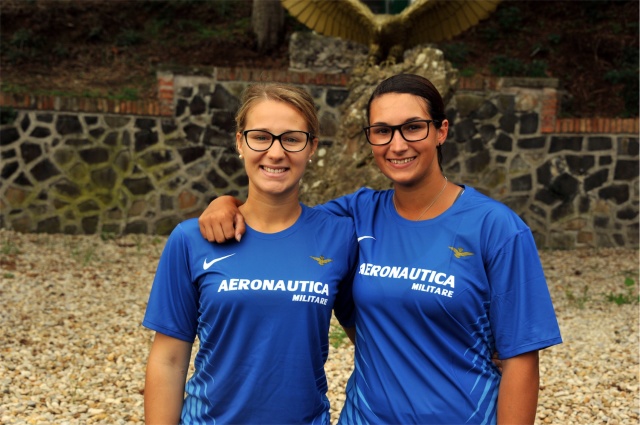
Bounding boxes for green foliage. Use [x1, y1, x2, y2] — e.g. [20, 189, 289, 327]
[213, 0, 235, 19]
[1, 82, 28, 94]
[329, 325, 349, 348]
[52, 43, 70, 59]
[459, 67, 476, 78]
[490, 55, 548, 78]
[10, 28, 40, 49]
[71, 243, 96, 266]
[477, 26, 500, 43]
[146, 17, 169, 38]
[495, 6, 523, 30]
[604, 46, 639, 117]
[115, 30, 144, 47]
[442, 42, 469, 68]
[547, 33, 562, 45]
[178, 16, 251, 41]
[527, 60, 548, 78]
[605, 276, 639, 305]
[86, 26, 104, 42]
[116, 88, 140, 101]
[1, 82, 139, 101]
[100, 231, 117, 242]
[566, 285, 590, 309]
[489, 55, 525, 76]
[1, 239, 21, 255]
[0, 106, 18, 125]
[4, 28, 43, 62]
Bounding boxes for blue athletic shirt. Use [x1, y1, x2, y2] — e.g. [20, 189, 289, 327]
[142, 205, 358, 424]
[317, 186, 562, 425]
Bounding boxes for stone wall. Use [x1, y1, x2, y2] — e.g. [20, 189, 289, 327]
[1, 69, 638, 248]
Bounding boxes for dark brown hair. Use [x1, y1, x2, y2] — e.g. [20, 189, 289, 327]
[366, 73, 447, 169]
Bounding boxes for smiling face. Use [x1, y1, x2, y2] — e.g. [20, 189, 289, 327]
[368, 92, 448, 189]
[236, 99, 317, 200]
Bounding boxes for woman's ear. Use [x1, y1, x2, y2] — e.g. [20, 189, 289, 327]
[236, 132, 244, 158]
[437, 120, 449, 144]
[308, 136, 319, 160]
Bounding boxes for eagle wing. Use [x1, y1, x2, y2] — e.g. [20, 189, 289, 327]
[400, 0, 501, 47]
[281, 0, 377, 45]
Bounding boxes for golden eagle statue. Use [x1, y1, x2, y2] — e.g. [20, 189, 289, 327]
[281, 0, 501, 64]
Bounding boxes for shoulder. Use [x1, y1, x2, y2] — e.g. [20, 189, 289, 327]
[456, 186, 539, 255]
[321, 187, 391, 212]
[303, 205, 357, 247]
[167, 217, 201, 239]
[349, 186, 389, 203]
[457, 186, 531, 236]
[461, 187, 524, 219]
[304, 204, 355, 229]
[163, 218, 211, 253]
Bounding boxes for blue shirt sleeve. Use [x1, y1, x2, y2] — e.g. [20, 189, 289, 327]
[315, 190, 363, 218]
[142, 223, 200, 342]
[487, 228, 563, 359]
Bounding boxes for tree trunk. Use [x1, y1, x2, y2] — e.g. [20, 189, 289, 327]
[251, 0, 285, 53]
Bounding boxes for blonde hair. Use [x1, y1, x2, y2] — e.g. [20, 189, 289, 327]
[235, 83, 320, 136]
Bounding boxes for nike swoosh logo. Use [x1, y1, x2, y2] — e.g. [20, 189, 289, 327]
[357, 236, 376, 242]
[203, 254, 235, 270]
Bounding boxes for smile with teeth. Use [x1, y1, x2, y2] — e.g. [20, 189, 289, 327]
[262, 165, 287, 173]
[389, 157, 415, 164]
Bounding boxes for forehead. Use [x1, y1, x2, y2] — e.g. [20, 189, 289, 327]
[246, 99, 306, 126]
[369, 93, 430, 122]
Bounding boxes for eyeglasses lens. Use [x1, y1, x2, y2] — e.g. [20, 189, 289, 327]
[245, 130, 309, 152]
[367, 121, 431, 145]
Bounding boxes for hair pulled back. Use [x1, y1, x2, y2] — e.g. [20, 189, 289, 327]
[366, 74, 447, 170]
[366, 73, 446, 127]
[235, 83, 319, 137]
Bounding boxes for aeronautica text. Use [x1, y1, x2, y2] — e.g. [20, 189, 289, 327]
[359, 262, 455, 297]
[217, 279, 329, 304]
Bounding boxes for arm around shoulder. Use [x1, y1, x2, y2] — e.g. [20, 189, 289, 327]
[198, 195, 245, 243]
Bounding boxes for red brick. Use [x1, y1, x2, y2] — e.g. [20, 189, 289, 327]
[541, 115, 555, 134]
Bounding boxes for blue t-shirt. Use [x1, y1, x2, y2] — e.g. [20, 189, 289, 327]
[143, 205, 358, 424]
[318, 186, 562, 425]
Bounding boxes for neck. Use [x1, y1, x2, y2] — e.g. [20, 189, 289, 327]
[240, 194, 301, 233]
[393, 176, 454, 220]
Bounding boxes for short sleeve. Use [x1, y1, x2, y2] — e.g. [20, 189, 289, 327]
[316, 191, 361, 218]
[488, 229, 562, 359]
[142, 224, 200, 342]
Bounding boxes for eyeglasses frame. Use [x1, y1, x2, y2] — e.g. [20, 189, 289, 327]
[242, 129, 314, 152]
[363, 119, 441, 146]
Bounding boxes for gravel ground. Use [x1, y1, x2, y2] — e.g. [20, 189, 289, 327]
[1, 228, 638, 424]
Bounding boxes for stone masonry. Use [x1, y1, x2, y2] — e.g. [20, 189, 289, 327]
[0, 79, 348, 236]
[0, 52, 638, 248]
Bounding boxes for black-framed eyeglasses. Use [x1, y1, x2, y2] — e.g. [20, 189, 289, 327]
[363, 120, 440, 146]
[242, 130, 313, 152]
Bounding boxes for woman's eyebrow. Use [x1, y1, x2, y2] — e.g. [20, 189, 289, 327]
[370, 117, 428, 126]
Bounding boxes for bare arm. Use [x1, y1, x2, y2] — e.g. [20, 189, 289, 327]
[198, 195, 245, 243]
[342, 326, 356, 345]
[497, 350, 540, 425]
[144, 332, 193, 425]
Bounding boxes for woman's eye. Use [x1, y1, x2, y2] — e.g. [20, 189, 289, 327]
[405, 123, 425, 132]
